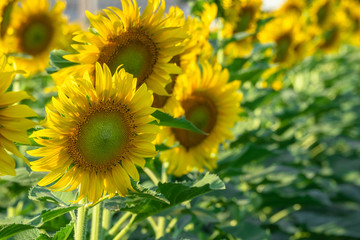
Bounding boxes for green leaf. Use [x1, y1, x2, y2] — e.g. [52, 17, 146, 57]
[1, 168, 45, 187]
[51, 220, 74, 240]
[217, 144, 276, 176]
[0, 224, 37, 240]
[105, 180, 169, 211]
[29, 185, 74, 206]
[26, 206, 80, 227]
[151, 110, 206, 134]
[222, 32, 254, 47]
[47, 50, 78, 74]
[229, 62, 270, 82]
[0, 1, 14, 37]
[106, 173, 225, 223]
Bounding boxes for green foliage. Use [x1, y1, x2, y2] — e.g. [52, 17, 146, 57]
[47, 50, 78, 74]
[105, 173, 224, 223]
[151, 110, 207, 134]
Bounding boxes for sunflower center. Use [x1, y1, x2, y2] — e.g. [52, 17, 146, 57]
[286, 4, 302, 15]
[69, 102, 136, 171]
[99, 29, 158, 88]
[18, 14, 54, 55]
[172, 92, 217, 149]
[316, 2, 330, 26]
[275, 33, 292, 62]
[237, 6, 256, 32]
[78, 112, 128, 164]
[321, 27, 340, 49]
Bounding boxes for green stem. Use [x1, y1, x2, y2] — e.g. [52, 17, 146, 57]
[113, 214, 136, 240]
[101, 208, 111, 239]
[165, 218, 178, 234]
[143, 167, 159, 185]
[147, 216, 158, 234]
[156, 162, 168, 239]
[217, 21, 224, 65]
[7, 207, 15, 218]
[90, 203, 102, 240]
[75, 198, 88, 240]
[161, 162, 168, 183]
[108, 211, 132, 236]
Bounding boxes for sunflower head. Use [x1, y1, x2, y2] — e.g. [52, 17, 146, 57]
[159, 61, 242, 176]
[277, 0, 306, 17]
[224, 0, 262, 34]
[0, 53, 37, 176]
[258, 15, 307, 66]
[310, 0, 335, 28]
[59, 0, 187, 96]
[29, 63, 159, 203]
[4, 0, 68, 73]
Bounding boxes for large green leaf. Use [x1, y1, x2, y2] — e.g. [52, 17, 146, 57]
[105, 173, 225, 223]
[29, 185, 75, 206]
[26, 206, 80, 227]
[0, 224, 38, 240]
[51, 220, 74, 240]
[104, 180, 169, 212]
[1, 168, 45, 187]
[151, 110, 206, 134]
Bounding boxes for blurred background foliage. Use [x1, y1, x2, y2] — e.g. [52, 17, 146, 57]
[1, 0, 360, 239]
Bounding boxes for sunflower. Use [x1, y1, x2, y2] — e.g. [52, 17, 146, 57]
[158, 61, 242, 176]
[3, 0, 69, 74]
[221, 0, 261, 63]
[0, 54, 37, 176]
[28, 63, 158, 203]
[152, 3, 217, 111]
[223, 0, 262, 37]
[340, 0, 360, 46]
[258, 15, 308, 67]
[309, 0, 335, 29]
[53, 0, 187, 96]
[276, 0, 306, 17]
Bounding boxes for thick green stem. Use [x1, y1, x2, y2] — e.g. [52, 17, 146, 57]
[113, 214, 136, 240]
[108, 211, 132, 236]
[101, 208, 111, 239]
[90, 203, 102, 240]
[75, 198, 88, 240]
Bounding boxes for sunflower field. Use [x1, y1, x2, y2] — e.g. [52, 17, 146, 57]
[0, 0, 360, 239]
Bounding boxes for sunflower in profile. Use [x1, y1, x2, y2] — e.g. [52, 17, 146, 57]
[158, 61, 242, 176]
[3, 0, 68, 74]
[0, 54, 37, 176]
[28, 63, 158, 203]
[53, 0, 187, 96]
